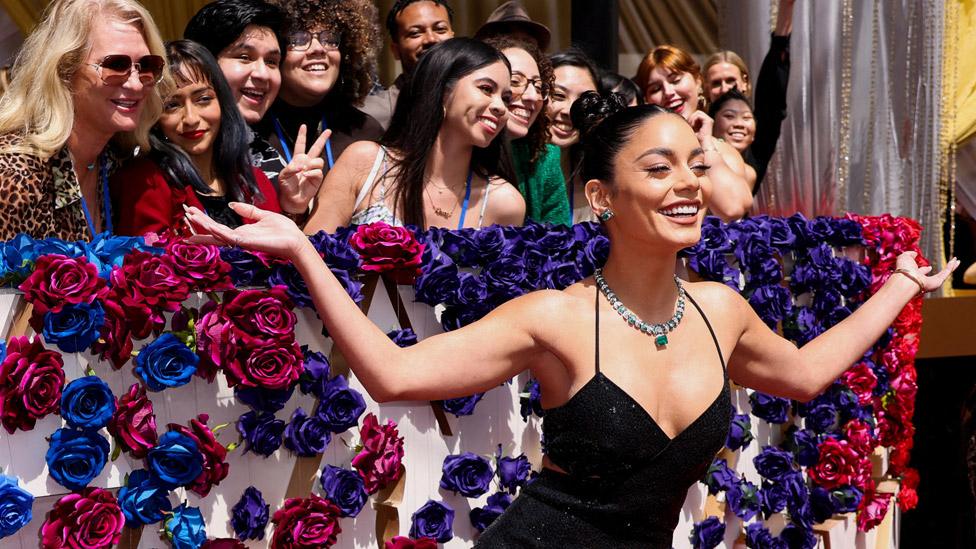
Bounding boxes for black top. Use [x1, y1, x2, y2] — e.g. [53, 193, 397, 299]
[747, 33, 791, 194]
[196, 193, 242, 229]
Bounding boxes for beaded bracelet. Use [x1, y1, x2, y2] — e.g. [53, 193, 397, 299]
[893, 268, 925, 295]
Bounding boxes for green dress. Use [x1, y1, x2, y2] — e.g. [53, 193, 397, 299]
[511, 141, 571, 226]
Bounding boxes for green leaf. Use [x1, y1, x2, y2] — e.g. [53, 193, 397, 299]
[111, 441, 122, 462]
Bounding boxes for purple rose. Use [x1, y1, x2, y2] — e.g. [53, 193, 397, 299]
[813, 288, 842, 317]
[829, 217, 864, 246]
[745, 522, 788, 549]
[758, 481, 788, 518]
[543, 261, 583, 290]
[414, 257, 460, 306]
[789, 262, 821, 295]
[332, 268, 364, 304]
[726, 477, 760, 521]
[268, 264, 313, 308]
[703, 458, 735, 495]
[473, 226, 507, 262]
[283, 407, 331, 457]
[495, 446, 531, 494]
[749, 391, 791, 424]
[221, 247, 270, 287]
[469, 492, 511, 532]
[577, 234, 609, 277]
[836, 257, 871, 295]
[440, 452, 493, 498]
[785, 427, 823, 467]
[455, 272, 489, 306]
[745, 256, 783, 289]
[780, 522, 817, 549]
[236, 411, 285, 457]
[409, 500, 454, 543]
[320, 465, 368, 518]
[298, 348, 331, 398]
[234, 385, 294, 413]
[519, 378, 544, 421]
[698, 216, 733, 252]
[309, 231, 361, 272]
[387, 328, 418, 348]
[726, 413, 753, 451]
[483, 254, 527, 300]
[768, 217, 797, 250]
[535, 225, 576, 257]
[800, 400, 838, 433]
[440, 228, 478, 264]
[808, 216, 836, 243]
[748, 285, 793, 329]
[690, 516, 725, 549]
[314, 375, 366, 433]
[231, 486, 269, 541]
[753, 446, 797, 482]
[440, 392, 485, 417]
[784, 306, 822, 346]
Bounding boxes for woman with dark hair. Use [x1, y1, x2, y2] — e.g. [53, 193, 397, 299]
[185, 89, 957, 547]
[304, 37, 525, 231]
[709, 88, 757, 188]
[547, 48, 599, 223]
[483, 35, 569, 226]
[111, 40, 312, 235]
[600, 72, 642, 107]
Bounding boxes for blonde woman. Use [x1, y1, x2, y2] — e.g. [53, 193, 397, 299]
[0, 0, 167, 241]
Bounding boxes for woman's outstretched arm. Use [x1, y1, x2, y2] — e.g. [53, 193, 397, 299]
[186, 204, 549, 402]
[725, 252, 958, 401]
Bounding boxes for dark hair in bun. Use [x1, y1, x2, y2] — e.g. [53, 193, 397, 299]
[570, 91, 669, 183]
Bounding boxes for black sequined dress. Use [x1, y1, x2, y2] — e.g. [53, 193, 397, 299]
[476, 288, 731, 548]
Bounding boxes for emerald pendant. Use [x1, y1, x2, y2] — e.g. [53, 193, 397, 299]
[655, 334, 668, 346]
[594, 268, 685, 346]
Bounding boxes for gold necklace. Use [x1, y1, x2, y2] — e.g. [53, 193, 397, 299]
[425, 185, 459, 218]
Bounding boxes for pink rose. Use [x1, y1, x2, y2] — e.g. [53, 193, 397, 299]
[107, 383, 157, 459]
[0, 336, 65, 434]
[385, 536, 438, 549]
[843, 419, 876, 455]
[40, 487, 124, 549]
[352, 413, 405, 494]
[90, 298, 133, 370]
[271, 493, 343, 548]
[223, 287, 297, 346]
[225, 341, 304, 391]
[349, 222, 425, 284]
[856, 488, 892, 532]
[194, 300, 232, 382]
[201, 540, 247, 549]
[840, 363, 877, 406]
[166, 240, 233, 291]
[168, 414, 229, 497]
[18, 254, 108, 317]
[110, 251, 190, 338]
[809, 438, 860, 489]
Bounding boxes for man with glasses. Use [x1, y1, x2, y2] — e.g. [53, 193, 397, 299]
[362, 0, 455, 130]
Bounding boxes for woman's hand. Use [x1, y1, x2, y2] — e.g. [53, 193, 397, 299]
[893, 251, 960, 293]
[688, 110, 717, 151]
[277, 124, 330, 214]
[184, 204, 311, 261]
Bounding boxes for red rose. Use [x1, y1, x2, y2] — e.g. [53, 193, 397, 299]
[110, 251, 190, 338]
[107, 383, 157, 459]
[856, 488, 892, 532]
[352, 413, 405, 494]
[888, 438, 913, 475]
[897, 468, 920, 511]
[225, 340, 304, 391]
[19, 254, 108, 317]
[223, 287, 297, 346]
[168, 414, 229, 497]
[809, 438, 860, 489]
[271, 493, 343, 548]
[194, 300, 232, 382]
[840, 363, 877, 406]
[201, 539, 247, 549]
[385, 536, 438, 549]
[166, 240, 233, 292]
[40, 487, 124, 549]
[0, 336, 65, 434]
[843, 419, 877, 455]
[349, 222, 425, 284]
[90, 298, 133, 370]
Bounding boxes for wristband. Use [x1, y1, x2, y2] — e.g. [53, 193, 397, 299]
[893, 268, 925, 295]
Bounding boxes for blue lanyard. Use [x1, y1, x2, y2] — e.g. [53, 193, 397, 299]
[79, 156, 112, 237]
[272, 114, 334, 169]
[455, 171, 474, 230]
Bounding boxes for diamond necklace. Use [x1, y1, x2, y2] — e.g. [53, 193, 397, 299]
[594, 268, 685, 346]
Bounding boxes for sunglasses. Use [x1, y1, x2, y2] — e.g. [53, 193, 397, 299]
[286, 30, 341, 52]
[89, 54, 165, 86]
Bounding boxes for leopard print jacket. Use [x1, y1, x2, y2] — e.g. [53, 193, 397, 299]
[0, 133, 120, 242]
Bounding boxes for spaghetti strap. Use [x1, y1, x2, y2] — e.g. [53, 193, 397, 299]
[594, 284, 601, 374]
[478, 178, 492, 228]
[352, 146, 387, 211]
[684, 290, 726, 373]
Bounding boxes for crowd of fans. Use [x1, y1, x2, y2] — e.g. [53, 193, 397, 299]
[0, 0, 795, 242]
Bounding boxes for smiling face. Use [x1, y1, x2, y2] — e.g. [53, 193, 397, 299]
[642, 66, 700, 119]
[216, 24, 281, 124]
[547, 65, 597, 148]
[705, 61, 747, 103]
[713, 98, 755, 152]
[392, 1, 454, 73]
[501, 47, 543, 139]
[589, 113, 709, 250]
[71, 18, 154, 141]
[279, 26, 341, 107]
[158, 72, 221, 162]
[442, 61, 511, 148]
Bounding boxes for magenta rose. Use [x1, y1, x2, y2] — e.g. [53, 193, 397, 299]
[840, 363, 878, 406]
[809, 438, 860, 489]
[385, 537, 438, 549]
[168, 414, 229, 497]
[90, 298, 133, 370]
[271, 493, 343, 548]
[225, 341, 304, 391]
[19, 254, 108, 317]
[107, 383, 158, 459]
[843, 419, 876, 456]
[166, 240, 233, 292]
[110, 251, 190, 338]
[352, 413, 404, 494]
[856, 488, 892, 532]
[201, 540, 248, 549]
[349, 222, 425, 284]
[194, 300, 232, 382]
[40, 487, 124, 549]
[222, 287, 297, 347]
[0, 336, 65, 434]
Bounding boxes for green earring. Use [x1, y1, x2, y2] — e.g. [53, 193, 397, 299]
[598, 209, 615, 222]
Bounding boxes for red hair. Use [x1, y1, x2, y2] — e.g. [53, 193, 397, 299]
[634, 45, 701, 98]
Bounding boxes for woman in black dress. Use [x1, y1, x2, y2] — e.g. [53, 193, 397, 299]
[185, 92, 957, 548]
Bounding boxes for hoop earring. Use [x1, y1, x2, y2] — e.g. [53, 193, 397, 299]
[598, 209, 615, 223]
[697, 89, 706, 110]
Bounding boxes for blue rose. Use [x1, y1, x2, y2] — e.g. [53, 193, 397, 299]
[268, 264, 313, 308]
[284, 407, 332, 457]
[220, 247, 270, 287]
[314, 375, 366, 433]
[726, 413, 753, 451]
[34, 237, 85, 258]
[42, 301, 105, 353]
[440, 452, 493, 498]
[519, 378, 544, 421]
[148, 431, 204, 488]
[319, 465, 368, 518]
[749, 391, 791, 424]
[758, 481, 788, 518]
[409, 500, 454, 543]
[86, 233, 153, 279]
[0, 233, 40, 280]
[496, 448, 531, 494]
[781, 522, 817, 549]
[469, 492, 511, 532]
[165, 503, 207, 549]
[745, 522, 788, 549]
[118, 469, 172, 526]
[235, 385, 294, 413]
[690, 516, 725, 549]
[135, 333, 199, 392]
[236, 411, 285, 457]
[46, 428, 110, 490]
[455, 272, 489, 306]
[231, 486, 269, 541]
[440, 392, 485, 417]
[753, 446, 796, 482]
[0, 473, 33, 538]
[387, 328, 418, 347]
[414, 258, 460, 306]
[60, 375, 115, 431]
[726, 477, 760, 521]
[702, 458, 735, 495]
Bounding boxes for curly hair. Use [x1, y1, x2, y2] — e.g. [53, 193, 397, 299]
[274, 0, 381, 104]
[482, 35, 553, 167]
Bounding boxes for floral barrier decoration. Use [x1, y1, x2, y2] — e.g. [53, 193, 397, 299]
[0, 215, 923, 548]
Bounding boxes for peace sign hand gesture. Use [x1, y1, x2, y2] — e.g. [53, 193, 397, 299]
[277, 123, 331, 215]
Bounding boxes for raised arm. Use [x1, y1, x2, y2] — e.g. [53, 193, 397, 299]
[751, 0, 795, 191]
[689, 111, 754, 220]
[726, 252, 958, 401]
[186, 204, 548, 402]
